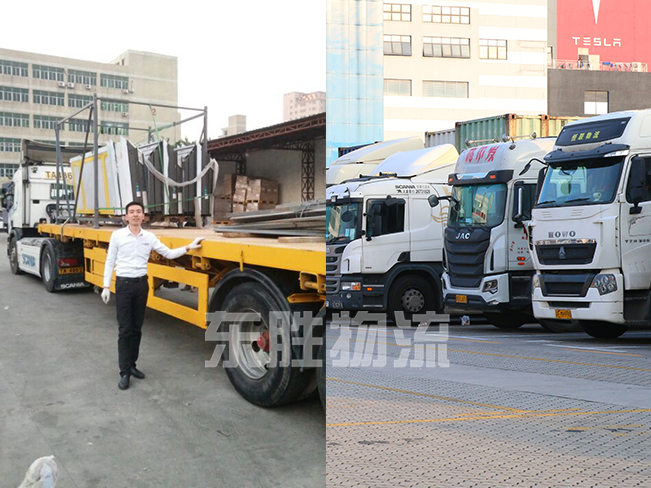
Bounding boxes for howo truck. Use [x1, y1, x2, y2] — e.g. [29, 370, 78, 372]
[326, 144, 458, 321]
[326, 136, 423, 187]
[439, 138, 562, 330]
[531, 110, 651, 339]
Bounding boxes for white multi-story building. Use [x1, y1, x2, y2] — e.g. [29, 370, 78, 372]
[0, 48, 181, 178]
[284, 91, 326, 122]
[382, 0, 548, 140]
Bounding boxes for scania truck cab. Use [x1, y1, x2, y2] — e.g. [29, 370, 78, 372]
[531, 110, 651, 339]
[326, 136, 423, 187]
[326, 144, 458, 321]
[440, 138, 558, 330]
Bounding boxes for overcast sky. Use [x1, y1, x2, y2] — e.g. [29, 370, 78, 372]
[1, 0, 325, 140]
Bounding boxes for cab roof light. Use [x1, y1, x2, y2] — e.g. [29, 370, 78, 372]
[604, 149, 629, 158]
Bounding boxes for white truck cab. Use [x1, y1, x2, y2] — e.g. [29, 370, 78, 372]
[326, 136, 423, 187]
[440, 138, 558, 329]
[531, 110, 651, 338]
[326, 144, 458, 321]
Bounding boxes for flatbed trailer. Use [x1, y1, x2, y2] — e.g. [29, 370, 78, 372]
[10, 222, 326, 407]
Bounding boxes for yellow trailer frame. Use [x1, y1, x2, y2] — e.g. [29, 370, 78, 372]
[38, 223, 326, 328]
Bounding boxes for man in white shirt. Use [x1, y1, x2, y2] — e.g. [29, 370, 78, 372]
[102, 201, 204, 390]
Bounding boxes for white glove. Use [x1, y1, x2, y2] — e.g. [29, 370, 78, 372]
[187, 237, 204, 250]
[101, 288, 111, 305]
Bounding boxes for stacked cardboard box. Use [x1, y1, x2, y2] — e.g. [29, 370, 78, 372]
[213, 173, 237, 221]
[220, 174, 279, 214]
[232, 175, 249, 213]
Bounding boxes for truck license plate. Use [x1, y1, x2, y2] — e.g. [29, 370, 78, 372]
[58, 267, 83, 275]
[555, 309, 572, 319]
[456, 295, 468, 304]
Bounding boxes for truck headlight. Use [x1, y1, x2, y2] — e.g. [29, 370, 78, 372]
[590, 274, 617, 295]
[532, 274, 541, 289]
[341, 281, 361, 291]
[482, 279, 498, 294]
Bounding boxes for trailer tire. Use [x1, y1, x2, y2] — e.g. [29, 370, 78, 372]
[483, 312, 528, 329]
[8, 237, 23, 275]
[41, 244, 57, 293]
[579, 320, 627, 339]
[388, 275, 437, 324]
[538, 319, 582, 333]
[221, 282, 311, 407]
[317, 341, 326, 410]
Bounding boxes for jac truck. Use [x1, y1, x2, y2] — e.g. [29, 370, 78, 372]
[326, 144, 458, 321]
[438, 138, 570, 331]
[7, 139, 325, 407]
[531, 109, 651, 339]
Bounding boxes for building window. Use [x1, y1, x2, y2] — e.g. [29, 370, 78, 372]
[100, 121, 129, 136]
[33, 90, 64, 107]
[0, 60, 28, 77]
[479, 39, 507, 60]
[384, 35, 412, 56]
[33, 64, 65, 82]
[384, 79, 412, 96]
[0, 163, 17, 178]
[423, 5, 470, 24]
[0, 112, 29, 128]
[423, 37, 470, 58]
[68, 118, 93, 133]
[34, 115, 60, 130]
[101, 101, 129, 113]
[68, 69, 97, 86]
[68, 94, 93, 109]
[0, 86, 29, 103]
[585, 91, 608, 115]
[423, 80, 468, 98]
[100, 74, 129, 90]
[0, 137, 21, 152]
[384, 3, 411, 21]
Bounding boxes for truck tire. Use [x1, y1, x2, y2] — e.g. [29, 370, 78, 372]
[41, 244, 57, 293]
[8, 238, 23, 275]
[220, 282, 311, 407]
[317, 341, 326, 410]
[388, 275, 437, 324]
[579, 320, 627, 339]
[483, 312, 529, 329]
[538, 319, 582, 333]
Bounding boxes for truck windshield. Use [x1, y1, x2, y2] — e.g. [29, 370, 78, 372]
[326, 201, 361, 243]
[536, 157, 624, 207]
[448, 183, 507, 228]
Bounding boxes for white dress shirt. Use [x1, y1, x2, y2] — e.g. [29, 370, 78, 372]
[103, 226, 187, 288]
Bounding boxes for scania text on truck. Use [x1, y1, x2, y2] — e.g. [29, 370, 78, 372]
[531, 109, 651, 339]
[326, 144, 458, 321]
[439, 138, 568, 330]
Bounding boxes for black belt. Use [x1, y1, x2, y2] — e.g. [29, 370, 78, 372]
[116, 275, 148, 283]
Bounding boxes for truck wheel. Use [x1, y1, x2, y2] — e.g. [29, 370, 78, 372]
[317, 341, 326, 410]
[388, 276, 437, 324]
[538, 319, 582, 333]
[8, 238, 23, 275]
[483, 312, 529, 329]
[221, 282, 311, 407]
[579, 320, 627, 339]
[41, 245, 57, 293]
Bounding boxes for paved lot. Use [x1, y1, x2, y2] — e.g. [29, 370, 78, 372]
[326, 318, 651, 487]
[0, 240, 324, 487]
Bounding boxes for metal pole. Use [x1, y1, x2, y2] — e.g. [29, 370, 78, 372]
[55, 126, 62, 223]
[93, 94, 100, 228]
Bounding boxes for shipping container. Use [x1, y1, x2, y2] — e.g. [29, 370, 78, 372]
[424, 128, 455, 148]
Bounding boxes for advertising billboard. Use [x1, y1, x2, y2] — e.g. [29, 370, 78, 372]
[557, 0, 651, 65]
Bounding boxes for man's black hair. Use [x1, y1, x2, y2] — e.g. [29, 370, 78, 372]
[125, 201, 145, 213]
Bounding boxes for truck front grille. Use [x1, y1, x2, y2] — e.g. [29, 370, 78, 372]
[445, 227, 491, 289]
[536, 242, 596, 266]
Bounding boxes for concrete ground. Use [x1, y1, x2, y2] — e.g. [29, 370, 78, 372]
[326, 318, 651, 487]
[0, 240, 324, 487]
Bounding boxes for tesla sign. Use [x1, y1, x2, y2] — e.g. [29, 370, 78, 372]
[557, 0, 651, 64]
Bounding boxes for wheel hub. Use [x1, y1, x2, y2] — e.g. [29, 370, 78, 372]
[401, 289, 425, 313]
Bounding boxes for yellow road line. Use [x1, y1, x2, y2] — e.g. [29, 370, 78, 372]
[325, 336, 651, 372]
[329, 378, 529, 413]
[326, 408, 651, 427]
[561, 348, 641, 357]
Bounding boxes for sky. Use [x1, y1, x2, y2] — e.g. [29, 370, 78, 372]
[1, 0, 325, 140]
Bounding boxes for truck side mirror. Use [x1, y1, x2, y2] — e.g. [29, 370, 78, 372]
[535, 167, 547, 201]
[629, 156, 647, 214]
[428, 195, 440, 208]
[514, 185, 524, 221]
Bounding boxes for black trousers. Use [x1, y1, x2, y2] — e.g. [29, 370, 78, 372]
[115, 276, 149, 376]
